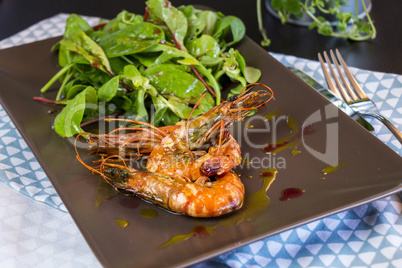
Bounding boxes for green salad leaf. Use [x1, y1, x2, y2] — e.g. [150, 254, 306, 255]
[146, 0, 188, 50]
[37, 0, 260, 137]
[60, 30, 113, 75]
[98, 76, 119, 102]
[54, 86, 97, 137]
[97, 22, 165, 57]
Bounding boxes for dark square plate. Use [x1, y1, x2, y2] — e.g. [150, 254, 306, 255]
[0, 35, 401, 267]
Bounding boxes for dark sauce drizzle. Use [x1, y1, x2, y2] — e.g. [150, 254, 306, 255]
[263, 115, 317, 154]
[279, 187, 305, 201]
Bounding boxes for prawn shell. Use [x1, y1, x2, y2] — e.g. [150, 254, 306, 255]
[168, 171, 245, 218]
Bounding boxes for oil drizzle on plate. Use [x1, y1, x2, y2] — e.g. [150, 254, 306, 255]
[279, 187, 305, 201]
[263, 115, 317, 154]
[94, 179, 118, 209]
[157, 168, 278, 249]
[157, 225, 215, 249]
[291, 148, 301, 156]
[140, 208, 158, 219]
[321, 160, 348, 179]
[263, 109, 282, 121]
[219, 167, 278, 227]
[242, 168, 278, 221]
[115, 218, 129, 230]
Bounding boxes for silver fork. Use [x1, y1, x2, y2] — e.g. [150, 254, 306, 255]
[318, 49, 402, 144]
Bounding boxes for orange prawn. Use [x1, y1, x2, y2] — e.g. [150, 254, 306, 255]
[77, 84, 274, 217]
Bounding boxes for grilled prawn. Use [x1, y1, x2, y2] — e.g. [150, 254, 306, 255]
[77, 84, 273, 217]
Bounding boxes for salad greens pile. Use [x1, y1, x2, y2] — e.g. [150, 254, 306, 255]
[258, 0, 376, 47]
[39, 0, 261, 137]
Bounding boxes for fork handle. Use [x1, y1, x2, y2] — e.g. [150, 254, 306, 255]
[360, 111, 402, 144]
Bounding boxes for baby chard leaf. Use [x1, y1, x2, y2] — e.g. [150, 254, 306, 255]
[143, 44, 221, 100]
[64, 14, 93, 38]
[97, 22, 165, 57]
[196, 10, 221, 36]
[60, 30, 113, 75]
[146, 0, 188, 50]
[179, 5, 206, 43]
[187, 35, 221, 66]
[103, 10, 143, 32]
[145, 64, 205, 102]
[144, 63, 215, 117]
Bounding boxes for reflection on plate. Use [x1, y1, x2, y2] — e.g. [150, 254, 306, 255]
[0, 35, 401, 267]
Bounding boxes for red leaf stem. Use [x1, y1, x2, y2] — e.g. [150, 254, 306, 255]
[79, 111, 124, 128]
[143, 7, 149, 22]
[163, 22, 216, 97]
[189, 65, 216, 97]
[92, 23, 107, 31]
[32, 96, 58, 104]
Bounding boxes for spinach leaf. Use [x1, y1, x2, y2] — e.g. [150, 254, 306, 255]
[58, 45, 72, 68]
[54, 86, 97, 137]
[120, 65, 148, 88]
[150, 106, 168, 127]
[98, 76, 120, 102]
[213, 16, 245, 49]
[161, 109, 180, 126]
[167, 94, 214, 119]
[131, 88, 149, 122]
[113, 95, 132, 112]
[66, 84, 87, 100]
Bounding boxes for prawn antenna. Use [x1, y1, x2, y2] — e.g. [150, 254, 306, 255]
[185, 91, 208, 147]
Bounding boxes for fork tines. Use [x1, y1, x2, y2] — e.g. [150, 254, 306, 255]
[318, 49, 369, 104]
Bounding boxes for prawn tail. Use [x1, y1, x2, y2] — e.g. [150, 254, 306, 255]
[186, 84, 274, 150]
[230, 83, 274, 114]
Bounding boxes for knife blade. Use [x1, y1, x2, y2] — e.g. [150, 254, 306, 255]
[288, 67, 374, 132]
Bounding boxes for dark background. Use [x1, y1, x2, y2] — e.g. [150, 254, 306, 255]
[0, 0, 401, 74]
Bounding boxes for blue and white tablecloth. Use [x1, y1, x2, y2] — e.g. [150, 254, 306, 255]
[0, 14, 401, 268]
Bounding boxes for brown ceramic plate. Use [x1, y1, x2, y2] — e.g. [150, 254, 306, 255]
[0, 35, 401, 267]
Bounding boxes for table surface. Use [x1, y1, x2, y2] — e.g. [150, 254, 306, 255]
[0, 0, 401, 75]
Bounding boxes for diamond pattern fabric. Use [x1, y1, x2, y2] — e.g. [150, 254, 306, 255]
[0, 14, 401, 267]
[0, 183, 100, 266]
